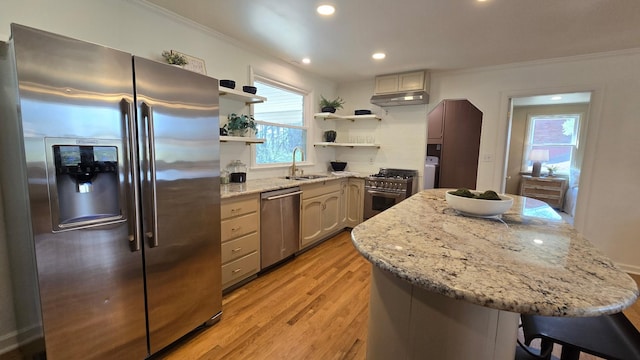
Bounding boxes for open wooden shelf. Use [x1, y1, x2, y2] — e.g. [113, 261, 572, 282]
[219, 87, 266, 104]
[220, 136, 265, 144]
[313, 142, 380, 149]
[314, 113, 381, 121]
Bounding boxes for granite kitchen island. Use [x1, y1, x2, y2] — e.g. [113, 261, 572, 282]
[351, 189, 639, 360]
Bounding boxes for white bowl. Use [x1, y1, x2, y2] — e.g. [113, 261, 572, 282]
[445, 190, 514, 217]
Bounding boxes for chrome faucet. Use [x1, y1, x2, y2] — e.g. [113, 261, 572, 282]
[290, 146, 304, 177]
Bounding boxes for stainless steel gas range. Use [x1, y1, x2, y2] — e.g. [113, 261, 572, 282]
[364, 168, 419, 220]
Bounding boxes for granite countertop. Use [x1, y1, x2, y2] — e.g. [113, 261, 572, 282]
[351, 189, 639, 317]
[220, 172, 365, 199]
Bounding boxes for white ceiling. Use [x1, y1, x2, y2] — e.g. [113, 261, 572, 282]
[146, 0, 640, 83]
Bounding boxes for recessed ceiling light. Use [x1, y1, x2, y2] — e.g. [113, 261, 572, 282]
[551, 96, 562, 101]
[302, 58, 311, 64]
[372, 52, 386, 60]
[317, 5, 335, 16]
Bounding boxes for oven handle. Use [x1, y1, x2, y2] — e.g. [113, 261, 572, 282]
[366, 189, 404, 197]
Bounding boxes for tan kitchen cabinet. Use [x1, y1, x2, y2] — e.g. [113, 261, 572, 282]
[519, 175, 567, 209]
[300, 179, 342, 249]
[346, 178, 364, 227]
[374, 71, 427, 94]
[339, 179, 348, 227]
[221, 194, 260, 290]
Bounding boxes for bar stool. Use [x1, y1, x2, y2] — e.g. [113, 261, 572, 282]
[520, 312, 640, 360]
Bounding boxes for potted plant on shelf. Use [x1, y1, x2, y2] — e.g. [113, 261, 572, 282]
[223, 113, 258, 137]
[546, 165, 559, 177]
[161, 50, 188, 66]
[319, 95, 345, 113]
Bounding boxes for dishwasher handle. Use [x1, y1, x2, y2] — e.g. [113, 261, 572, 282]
[264, 190, 303, 201]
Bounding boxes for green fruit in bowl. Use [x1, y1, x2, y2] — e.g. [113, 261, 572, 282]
[450, 188, 502, 201]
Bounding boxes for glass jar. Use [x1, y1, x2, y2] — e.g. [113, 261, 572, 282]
[220, 169, 230, 184]
[227, 160, 247, 183]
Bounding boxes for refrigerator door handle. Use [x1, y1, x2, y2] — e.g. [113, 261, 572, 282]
[141, 102, 159, 248]
[121, 98, 142, 252]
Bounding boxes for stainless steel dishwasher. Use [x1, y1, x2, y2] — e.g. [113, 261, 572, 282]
[260, 187, 302, 270]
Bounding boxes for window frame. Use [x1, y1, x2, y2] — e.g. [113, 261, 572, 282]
[521, 113, 581, 175]
[249, 74, 312, 169]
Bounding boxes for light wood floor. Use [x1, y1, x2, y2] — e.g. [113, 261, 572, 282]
[157, 230, 370, 360]
[2, 231, 638, 360]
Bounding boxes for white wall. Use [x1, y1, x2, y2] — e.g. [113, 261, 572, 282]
[0, 0, 337, 353]
[337, 80, 428, 177]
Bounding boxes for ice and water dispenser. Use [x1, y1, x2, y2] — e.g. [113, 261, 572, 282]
[50, 142, 123, 230]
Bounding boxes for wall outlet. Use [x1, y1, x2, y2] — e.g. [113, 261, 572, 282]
[369, 157, 374, 165]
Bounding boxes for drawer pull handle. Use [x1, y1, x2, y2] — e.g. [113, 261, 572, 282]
[231, 247, 242, 253]
[231, 226, 241, 232]
[232, 268, 242, 274]
[231, 207, 242, 212]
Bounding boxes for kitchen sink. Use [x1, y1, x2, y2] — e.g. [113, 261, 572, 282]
[284, 174, 328, 180]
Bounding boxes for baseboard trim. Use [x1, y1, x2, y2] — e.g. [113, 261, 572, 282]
[617, 263, 640, 276]
[0, 324, 41, 356]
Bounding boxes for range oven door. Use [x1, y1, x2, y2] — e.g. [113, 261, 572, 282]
[364, 188, 407, 219]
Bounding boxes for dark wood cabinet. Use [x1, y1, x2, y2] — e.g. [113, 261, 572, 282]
[426, 99, 483, 190]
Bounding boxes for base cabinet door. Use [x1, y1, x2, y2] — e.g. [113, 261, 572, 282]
[322, 191, 341, 234]
[347, 178, 364, 227]
[300, 180, 343, 249]
[339, 179, 348, 227]
[301, 197, 323, 248]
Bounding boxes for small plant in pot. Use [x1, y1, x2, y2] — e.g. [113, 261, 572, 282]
[546, 165, 559, 176]
[320, 95, 345, 113]
[224, 113, 258, 137]
[161, 50, 188, 66]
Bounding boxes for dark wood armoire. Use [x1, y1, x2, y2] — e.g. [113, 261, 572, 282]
[426, 99, 483, 190]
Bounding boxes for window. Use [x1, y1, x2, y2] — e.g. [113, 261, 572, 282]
[522, 114, 580, 175]
[252, 77, 308, 166]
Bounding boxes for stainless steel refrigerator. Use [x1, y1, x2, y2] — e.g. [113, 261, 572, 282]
[0, 24, 221, 359]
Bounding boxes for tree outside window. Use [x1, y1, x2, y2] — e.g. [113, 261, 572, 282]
[522, 114, 580, 175]
[253, 78, 307, 165]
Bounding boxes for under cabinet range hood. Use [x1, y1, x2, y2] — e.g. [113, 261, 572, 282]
[370, 90, 429, 107]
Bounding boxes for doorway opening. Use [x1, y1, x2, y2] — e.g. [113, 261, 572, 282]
[504, 92, 592, 224]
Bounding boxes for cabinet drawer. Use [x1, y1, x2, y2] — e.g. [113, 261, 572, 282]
[221, 212, 258, 241]
[521, 187, 562, 198]
[301, 179, 341, 199]
[221, 196, 259, 219]
[221, 232, 259, 264]
[222, 252, 259, 289]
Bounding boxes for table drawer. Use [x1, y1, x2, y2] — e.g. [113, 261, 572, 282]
[222, 252, 259, 289]
[520, 176, 566, 209]
[221, 212, 258, 241]
[521, 187, 562, 198]
[222, 232, 259, 264]
[221, 195, 259, 219]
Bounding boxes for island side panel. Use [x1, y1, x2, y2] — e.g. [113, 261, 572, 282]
[367, 266, 414, 359]
[367, 267, 519, 360]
